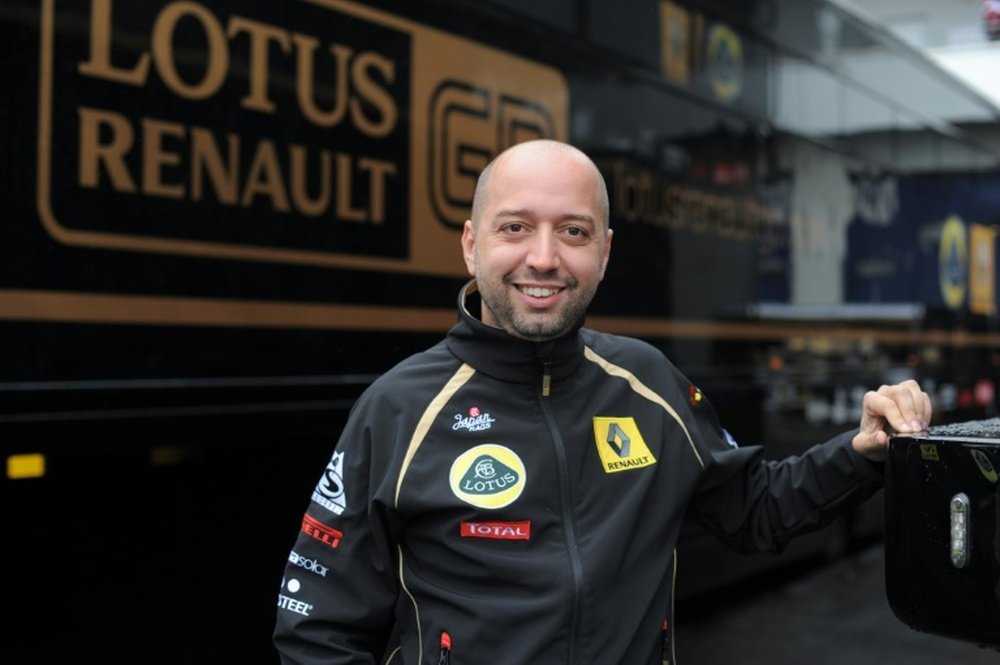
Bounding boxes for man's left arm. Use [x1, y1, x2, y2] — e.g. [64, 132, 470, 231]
[688, 380, 932, 555]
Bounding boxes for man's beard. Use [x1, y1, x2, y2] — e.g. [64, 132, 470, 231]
[477, 271, 594, 341]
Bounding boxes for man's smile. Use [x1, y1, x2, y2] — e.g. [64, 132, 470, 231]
[519, 285, 564, 298]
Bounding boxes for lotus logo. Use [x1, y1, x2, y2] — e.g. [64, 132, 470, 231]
[449, 444, 526, 508]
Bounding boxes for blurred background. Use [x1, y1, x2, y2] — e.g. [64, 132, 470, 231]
[2, 0, 998, 662]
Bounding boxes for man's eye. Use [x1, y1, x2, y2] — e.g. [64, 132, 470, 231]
[504, 223, 524, 233]
[565, 227, 588, 238]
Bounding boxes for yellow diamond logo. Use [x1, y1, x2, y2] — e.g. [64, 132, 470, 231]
[593, 417, 656, 474]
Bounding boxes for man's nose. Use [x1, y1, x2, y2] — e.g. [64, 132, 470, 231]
[526, 231, 560, 272]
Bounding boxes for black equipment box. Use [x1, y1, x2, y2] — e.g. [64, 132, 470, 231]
[886, 419, 1000, 649]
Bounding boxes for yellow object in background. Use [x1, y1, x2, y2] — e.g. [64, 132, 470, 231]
[7, 453, 46, 479]
[969, 223, 997, 315]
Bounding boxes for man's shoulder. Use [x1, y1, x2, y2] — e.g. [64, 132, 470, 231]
[579, 328, 694, 400]
[363, 338, 458, 395]
[580, 327, 665, 361]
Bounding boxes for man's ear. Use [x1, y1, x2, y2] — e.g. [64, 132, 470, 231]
[598, 228, 613, 280]
[461, 220, 476, 276]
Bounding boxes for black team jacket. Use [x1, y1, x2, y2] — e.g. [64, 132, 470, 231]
[274, 281, 884, 664]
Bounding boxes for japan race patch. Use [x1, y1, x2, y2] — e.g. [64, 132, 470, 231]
[449, 444, 526, 509]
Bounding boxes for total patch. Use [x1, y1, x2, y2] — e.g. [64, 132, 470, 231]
[449, 444, 526, 509]
[593, 417, 657, 473]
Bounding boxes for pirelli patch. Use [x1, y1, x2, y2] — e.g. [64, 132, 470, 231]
[593, 417, 656, 473]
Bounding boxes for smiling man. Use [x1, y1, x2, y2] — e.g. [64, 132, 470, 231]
[274, 139, 931, 665]
[462, 140, 612, 342]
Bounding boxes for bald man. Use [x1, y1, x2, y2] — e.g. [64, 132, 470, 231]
[274, 140, 930, 664]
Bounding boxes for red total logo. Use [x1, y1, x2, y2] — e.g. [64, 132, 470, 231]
[460, 520, 531, 540]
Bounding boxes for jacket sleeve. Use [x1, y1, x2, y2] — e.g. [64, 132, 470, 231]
[273, 391, 400, 664]
[685, 385, 884, 555]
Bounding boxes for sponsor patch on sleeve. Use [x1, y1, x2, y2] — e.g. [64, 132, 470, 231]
[312, 450, 347, 515]
[301, 513, 344, 550]
[277, 576, 313, 618]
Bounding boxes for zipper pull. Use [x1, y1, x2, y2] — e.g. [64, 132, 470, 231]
[541, 359, 552, 397]
[661, 618, 671, 665]
[438, 631, 452, 665]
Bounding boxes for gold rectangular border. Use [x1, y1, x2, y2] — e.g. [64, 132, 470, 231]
[36, 0, 448, 276]
[0, 288, 456, 331]
[3, 289, 1000, 350]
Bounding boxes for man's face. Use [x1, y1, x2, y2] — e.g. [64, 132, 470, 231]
[461, 147, 612, 341]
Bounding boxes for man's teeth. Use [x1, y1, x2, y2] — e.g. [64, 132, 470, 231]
[522, 286, 559, 298]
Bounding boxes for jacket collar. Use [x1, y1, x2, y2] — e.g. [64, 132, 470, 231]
[445, 280, 586, 384]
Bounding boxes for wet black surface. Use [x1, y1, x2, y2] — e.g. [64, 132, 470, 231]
[927, 417, 1000, 438]
[674, 543, 998, 665]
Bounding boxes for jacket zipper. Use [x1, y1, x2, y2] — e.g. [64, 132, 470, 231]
[437, 631, 452, 665]
[538, 357, 583, 664]
[661, 618, 672, 665]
